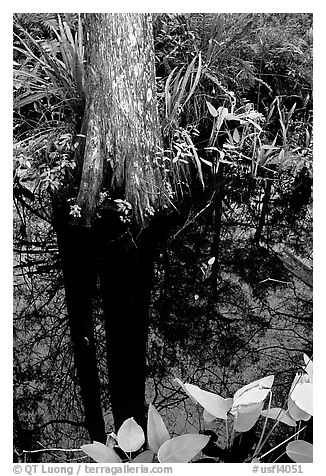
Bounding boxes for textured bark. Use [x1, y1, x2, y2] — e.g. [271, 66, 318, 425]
[76, 13, 167, 227]
[75, 97, 105, 224]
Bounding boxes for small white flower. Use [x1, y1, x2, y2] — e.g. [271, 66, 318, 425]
[69, 204, 82, 218]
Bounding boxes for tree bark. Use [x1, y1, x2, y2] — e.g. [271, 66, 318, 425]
[76, 13, 168, 227]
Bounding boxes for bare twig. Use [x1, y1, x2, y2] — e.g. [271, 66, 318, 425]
[169, 192, 215, 242]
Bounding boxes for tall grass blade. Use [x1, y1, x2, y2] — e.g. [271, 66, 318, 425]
[183, 53, 202, 107]
[15, 91, 49, 108]
[77, 14, 83, 61]
[183, 131, 205, 189]
[176, 55, 197, 108]
[165, 67, 178, 118]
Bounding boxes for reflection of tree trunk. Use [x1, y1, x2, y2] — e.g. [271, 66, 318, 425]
[55, 221, 106, 443]
[254, 179, 272, 246]
[210, 165, 224, 300]
[99, 227, 155, 431]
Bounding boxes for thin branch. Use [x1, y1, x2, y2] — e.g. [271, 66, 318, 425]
[31, 419, 85, 433]
[259, 426, 306, 460]
[21, 448, 84, 454]
[169, 192, 215, 242]
[14, 194, 52, 224]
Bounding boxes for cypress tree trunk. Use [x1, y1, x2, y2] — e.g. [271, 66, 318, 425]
[76, 13, 167, 227]
[55, 14, 169, 434]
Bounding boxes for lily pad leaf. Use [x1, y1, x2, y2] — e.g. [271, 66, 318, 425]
[233, 388, 270, 413]
[233, 402, 263, 432]
[286, 440, 313, 463]
[81, 441, 122, 463]
[147, 403, 170, 453]
[233, 376, 274, 412]
[234, 376, 274, 401]
[132, 449, 154, 463]
[117, 417, 145, 453]
[183, 382, 233, 420]
[291, 383, 313, 416]
[158, 433, 210, 463]
[261, 407, 296, 427]
[288, 396, 311, 421]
